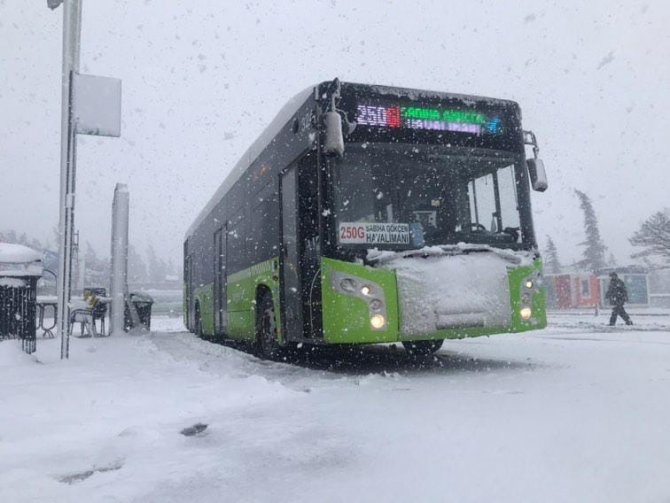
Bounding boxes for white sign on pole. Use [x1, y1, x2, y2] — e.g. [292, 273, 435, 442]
[73, 73, 122, 137]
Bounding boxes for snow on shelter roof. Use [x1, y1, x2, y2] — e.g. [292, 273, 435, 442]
[185, 85, 315, 239]
[0, 242, 43, 277]
[0, 243, 42, 264]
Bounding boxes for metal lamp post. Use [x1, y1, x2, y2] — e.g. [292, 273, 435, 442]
[51, 0, 82, 360]
[49, 0, 122, 358]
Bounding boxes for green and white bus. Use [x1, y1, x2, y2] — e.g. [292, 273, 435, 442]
[184, 79, 548, 357]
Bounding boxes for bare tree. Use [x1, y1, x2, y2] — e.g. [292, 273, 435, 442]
[630, 210, 670, 265]
[575, 189, 608, 272]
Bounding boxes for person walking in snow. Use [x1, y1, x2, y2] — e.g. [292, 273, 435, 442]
[605, 272, 633, 326]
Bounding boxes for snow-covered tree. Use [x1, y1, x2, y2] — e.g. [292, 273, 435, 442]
[607, 253, 618, 267]
[147, 244, 168, 283]
[543, 235, 562, 274]
[630, 209, 670, 266]
[128, 244, 148, 284]
[0, 230, 45, 251]
[84, 242, 99, 266]
[0, 230, 18, 243]
[166, 257, 181, 281]
[84, 242, 110, 287]
[574, 189, 608, 272]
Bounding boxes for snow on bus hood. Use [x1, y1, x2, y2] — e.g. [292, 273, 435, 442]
[366, 243, 536, 266]
[368, 245, 535, 335]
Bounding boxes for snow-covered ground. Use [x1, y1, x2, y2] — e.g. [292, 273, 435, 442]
[2, 313, 670, 502]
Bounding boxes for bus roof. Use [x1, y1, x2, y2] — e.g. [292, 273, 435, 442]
[344, 82, 519, 109]
[185, 85, 314, 240]
[184, 80, 520, 241]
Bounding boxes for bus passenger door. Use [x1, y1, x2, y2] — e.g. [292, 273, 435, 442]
[280, 165, 303, 340]
[214, 227, 227, 334]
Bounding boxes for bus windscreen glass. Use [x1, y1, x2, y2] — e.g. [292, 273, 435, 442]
[332, 145, 527, 251]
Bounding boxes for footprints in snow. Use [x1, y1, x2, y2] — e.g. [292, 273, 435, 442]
[180, 422, 208, 436]
[57, 422, 209, 484]
[58, 461, 123, 485]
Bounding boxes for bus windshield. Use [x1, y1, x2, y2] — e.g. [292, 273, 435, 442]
[332, 144, 528, 250]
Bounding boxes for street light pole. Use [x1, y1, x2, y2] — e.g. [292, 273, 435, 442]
[54, 0, 82, 359]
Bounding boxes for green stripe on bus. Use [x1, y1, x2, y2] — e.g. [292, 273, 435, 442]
[193, 284, 215, 336]
[226, 258, 281, 343]
[321, 257, 400, 344]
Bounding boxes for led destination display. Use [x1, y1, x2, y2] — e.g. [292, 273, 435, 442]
[356, 104, 502, 135]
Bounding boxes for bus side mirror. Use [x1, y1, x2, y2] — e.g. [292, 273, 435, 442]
[527, 158, 548, 192]
[323, 111, 344, 156]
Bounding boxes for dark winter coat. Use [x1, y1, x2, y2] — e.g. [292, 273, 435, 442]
[606, 277, 628, 306]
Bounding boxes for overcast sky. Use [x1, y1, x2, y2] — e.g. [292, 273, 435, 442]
[1, 0, 669, 266]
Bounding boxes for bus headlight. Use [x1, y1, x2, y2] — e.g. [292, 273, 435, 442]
[369, 299, 383, 311]
[332, 272, 388, 331]
[520, 271, 543, 323]
[370, 314, 386, 329]
[340, 278, 356, 292]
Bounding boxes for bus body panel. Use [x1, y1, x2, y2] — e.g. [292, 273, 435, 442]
[508, 258, 547, 332]
[193, 283, 215, 336]
[320, 256, 546, 344]
[321, 257, 400, 344]
[183, 90, 318, 337]
[226, 258, 282, 343]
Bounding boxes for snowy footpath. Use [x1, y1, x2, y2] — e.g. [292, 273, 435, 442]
[2, 314, 670, 502]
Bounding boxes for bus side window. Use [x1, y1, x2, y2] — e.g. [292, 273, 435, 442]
[298, 160, 319, 240]
[227, 209, 246, 273]
[251, 183, 280, 263]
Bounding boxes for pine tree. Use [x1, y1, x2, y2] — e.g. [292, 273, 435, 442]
[630, 209, 670, 265]
[84, 242, 110, 287]
[147, 244, 168, 283]
[543, 235, 562, 274]
[50, 225, 60, 251]
[607, 253, 618, 267]
[574, 189, 608, 272]
[0, 230, 44, 251]
[128, 245, 148, 284]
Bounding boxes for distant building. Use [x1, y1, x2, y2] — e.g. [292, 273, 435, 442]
[546, 273, 600, 309]
[647, 268, 670, 308]
[546, 266, 650, 309]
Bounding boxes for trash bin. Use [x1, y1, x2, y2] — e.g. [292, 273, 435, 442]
[124, 292, 154, 331]
[0, 243, 43, 353]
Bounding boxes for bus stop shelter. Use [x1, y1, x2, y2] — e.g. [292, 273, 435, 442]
[0, 243, 43, 353]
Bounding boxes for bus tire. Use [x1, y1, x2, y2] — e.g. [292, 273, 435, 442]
[257, 292, 280, 360]
[402, 339, 444, 356]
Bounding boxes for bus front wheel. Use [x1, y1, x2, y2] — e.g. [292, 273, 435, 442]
[257, 293, 280, 360]
[402, 339, 444, 356]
